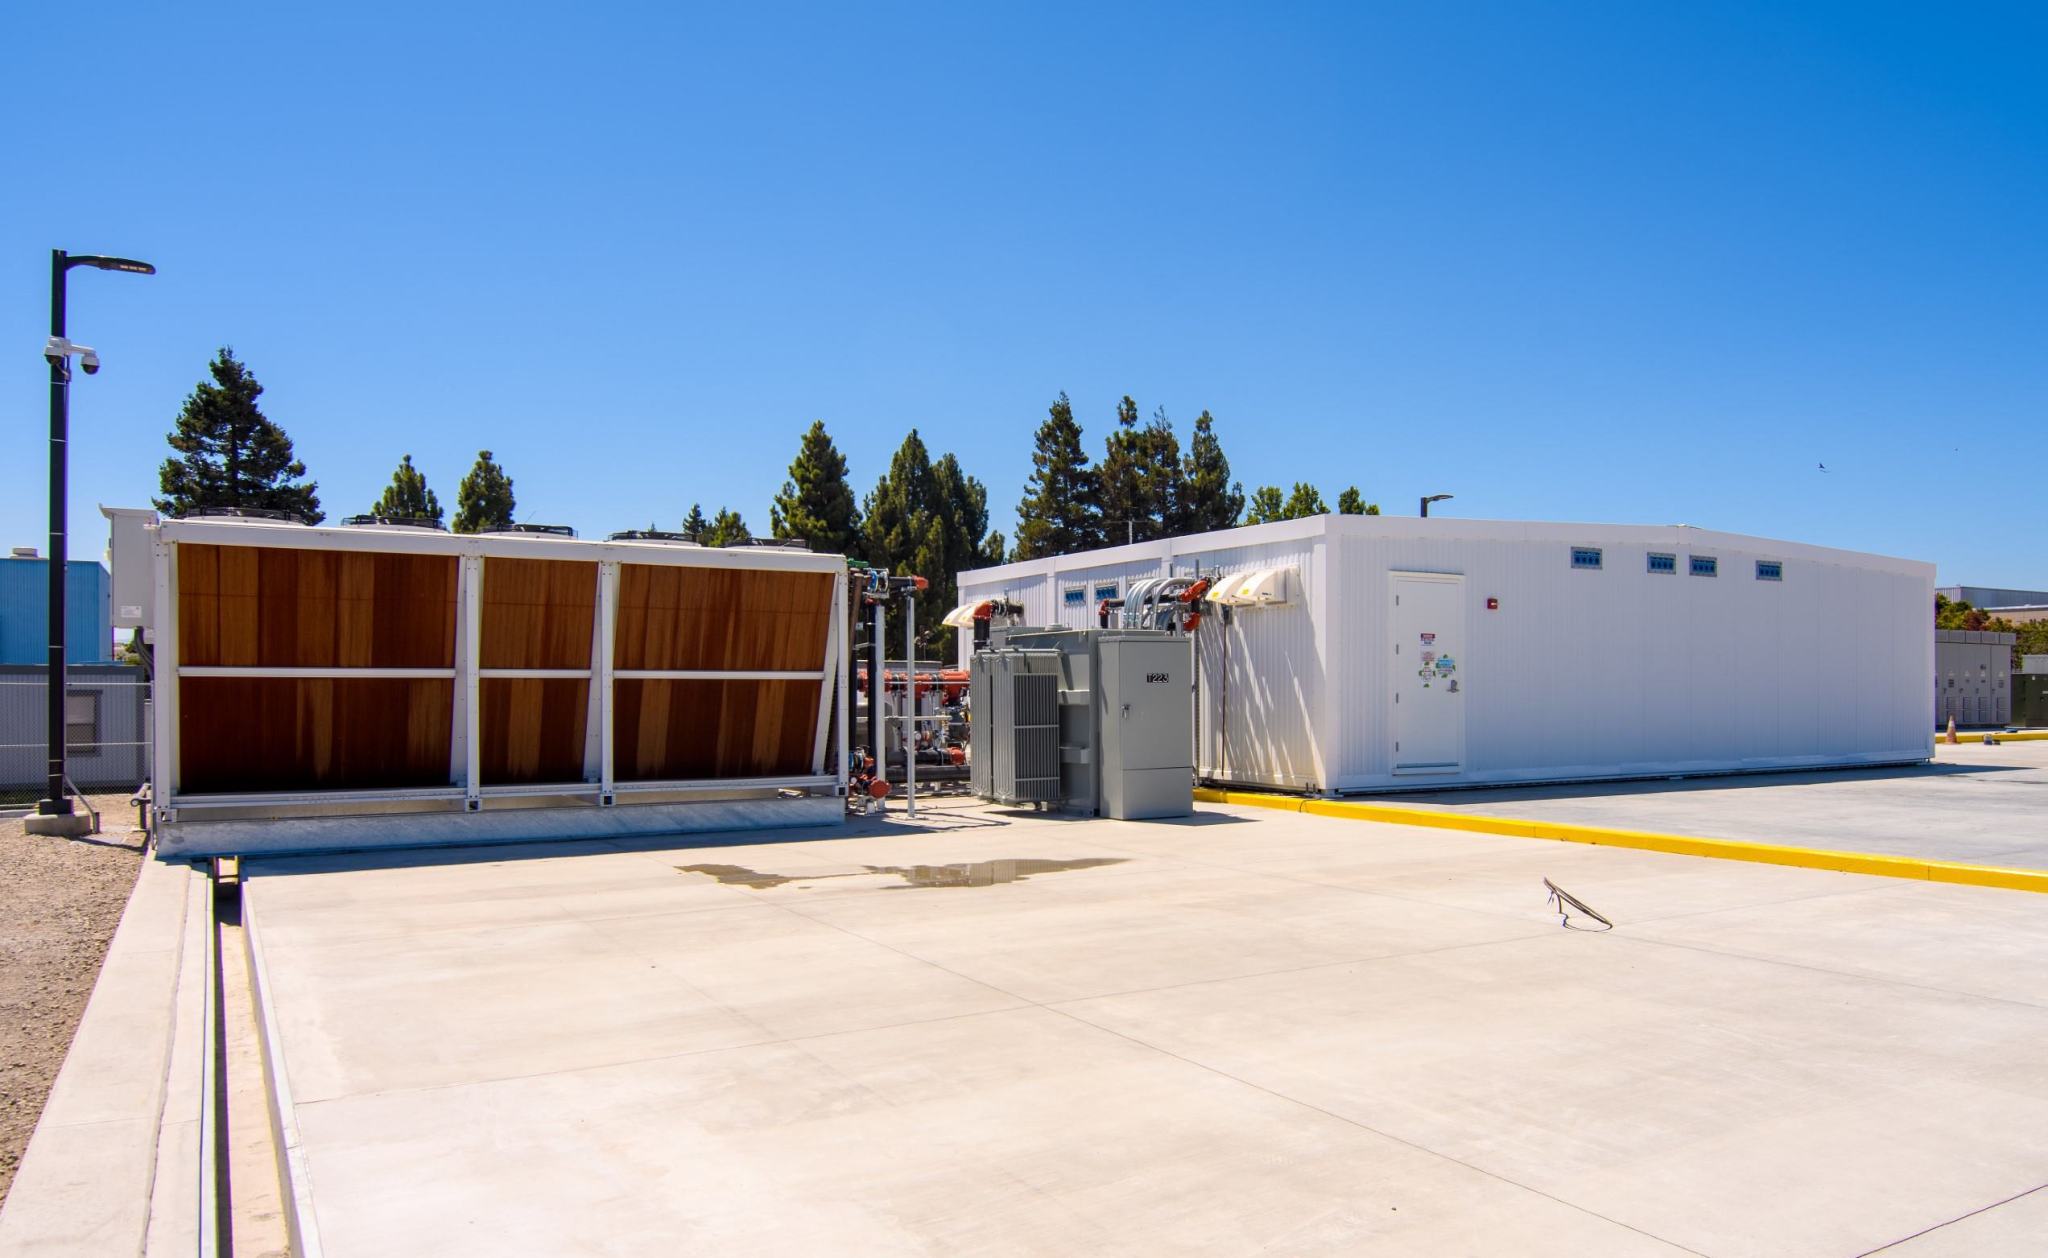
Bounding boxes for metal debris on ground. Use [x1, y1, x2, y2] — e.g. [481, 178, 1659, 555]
[1543, 877, 1613, 931]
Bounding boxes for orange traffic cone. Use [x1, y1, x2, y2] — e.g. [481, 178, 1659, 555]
[1945, 715, 1958, 745]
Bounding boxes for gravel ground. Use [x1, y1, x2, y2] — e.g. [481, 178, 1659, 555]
[0, 796, 146, 1208]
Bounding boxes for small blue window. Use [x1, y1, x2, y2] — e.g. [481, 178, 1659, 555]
[1756, 560, 1783, 582]
[1062, 587, 1086, 607]
[1570, 547, 1602, 570]
[1647, 553, 1677, 575]
[1690, 555, 1718, 577]
[1094, 582, 1120, 602]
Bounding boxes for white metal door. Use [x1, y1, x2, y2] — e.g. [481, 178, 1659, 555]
[1390, 573, 1464, 774]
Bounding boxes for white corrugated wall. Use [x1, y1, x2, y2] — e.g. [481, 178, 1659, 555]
[958, 516, 1933, 794]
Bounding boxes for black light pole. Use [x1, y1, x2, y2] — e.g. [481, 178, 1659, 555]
[1420, 493, 1453, 518]
[37, 249, 154, 825]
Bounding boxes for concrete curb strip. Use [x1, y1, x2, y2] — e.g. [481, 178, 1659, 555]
[1193, 787, 2048, 895]
[0, 858, 209, 1255]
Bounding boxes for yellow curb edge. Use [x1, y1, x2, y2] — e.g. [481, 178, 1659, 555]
[1190, 786, 2048, 895]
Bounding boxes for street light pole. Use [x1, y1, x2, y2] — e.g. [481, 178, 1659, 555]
[44, 252, 69, 818]
[36, 249, 154, 829]
[1420, 493, 1453, 518]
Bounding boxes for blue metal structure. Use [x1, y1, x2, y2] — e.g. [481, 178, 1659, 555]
[0, 555, 112, 664]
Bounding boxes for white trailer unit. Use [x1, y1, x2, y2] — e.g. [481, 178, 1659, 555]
[958, 516, 1933, 793]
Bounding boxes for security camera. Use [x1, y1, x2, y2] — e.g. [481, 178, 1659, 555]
[80, 350, 100, 375]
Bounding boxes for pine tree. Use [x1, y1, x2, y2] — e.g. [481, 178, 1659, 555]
[769, 420, 862, 555]
[928, 453, 1005, 633]
[1175, 410, 1244, 534]
[1140, 406, 1186, 537]
[1243, 486, 1286, 525]
[155, 347, 323, 521]
[862, 432, 1005, 643]
[704, 507, 752, 547]
[1011, 392, 1100, 560]
[1282, 483, 1328, 518]
[1336, 486, 1381, 516]
[1097, 395, 1150, 545]
[862, 429, 941, 578]
[372, 454, 443, 522]
[682, 503, 709, 537]
[452, 450, 515, 533]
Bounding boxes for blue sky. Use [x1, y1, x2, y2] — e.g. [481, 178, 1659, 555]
[5, 2, 2044, 586]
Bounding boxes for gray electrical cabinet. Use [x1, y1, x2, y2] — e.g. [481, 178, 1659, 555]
[1935, 630, 2014, 728]
[970, 628, 1193, 819]
[1095, 635, 1195, 819]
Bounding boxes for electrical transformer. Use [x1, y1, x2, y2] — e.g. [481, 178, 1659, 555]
[969, 628, 1193, 820]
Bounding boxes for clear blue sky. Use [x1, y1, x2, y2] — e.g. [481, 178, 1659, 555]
[5, 2, 2044, 587]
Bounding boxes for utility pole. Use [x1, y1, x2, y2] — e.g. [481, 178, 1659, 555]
[30, 250, 154, 837]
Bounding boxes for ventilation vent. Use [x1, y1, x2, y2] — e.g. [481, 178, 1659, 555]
[1647, 553, 1677, 575]
[1570, 547, 1602, 570]
[1690, 555, 1718, 577]
[482, 523, 577, 537]
[1756, 560, 1783, 581]
[721, 538, 810, 551]
[341, 514, 447, 531]
[187, 507, 310, 524]
[607, 529, 700, 545]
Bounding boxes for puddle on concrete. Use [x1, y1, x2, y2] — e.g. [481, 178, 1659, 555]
[675, 857, 1125, 891]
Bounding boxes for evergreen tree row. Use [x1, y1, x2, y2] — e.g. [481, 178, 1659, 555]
[149, 350, 1383, 647]
[1012, 392, 1378, 558]
[155, 348, 517, 532]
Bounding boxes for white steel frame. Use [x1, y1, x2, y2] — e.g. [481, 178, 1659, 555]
[150, 520, 850, 824]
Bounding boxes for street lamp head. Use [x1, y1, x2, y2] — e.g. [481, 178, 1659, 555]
[65, 255, 155, 276]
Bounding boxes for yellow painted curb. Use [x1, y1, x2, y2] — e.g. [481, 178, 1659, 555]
[1192, 788, 2048, 895]
[1937, 730, 2048, 744]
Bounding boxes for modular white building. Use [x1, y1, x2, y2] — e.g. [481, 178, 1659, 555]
[957, 516, 1933, 793]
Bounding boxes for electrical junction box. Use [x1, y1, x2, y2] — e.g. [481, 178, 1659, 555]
[1095, 634, 1195, 819]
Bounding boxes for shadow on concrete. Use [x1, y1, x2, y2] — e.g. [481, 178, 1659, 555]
[238, 798, 1242, 878]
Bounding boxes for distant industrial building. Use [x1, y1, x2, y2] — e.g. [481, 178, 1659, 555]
[0, 548, 112, 665]
[1938, 585, 2048, 610]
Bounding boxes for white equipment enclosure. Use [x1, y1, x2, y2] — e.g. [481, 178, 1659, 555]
[959, 515, 1933, 794]
[146, 517, 849, 856]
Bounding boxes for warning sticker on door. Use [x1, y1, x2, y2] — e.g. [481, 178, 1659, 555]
[1420, 632, 1436, 644]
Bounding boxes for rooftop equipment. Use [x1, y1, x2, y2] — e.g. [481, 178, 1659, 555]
[186, 506, 308, 524]
[341, 514, 449, 530]
[482, 523, 578, 537]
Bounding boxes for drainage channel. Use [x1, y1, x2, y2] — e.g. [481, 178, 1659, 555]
[209, 859, 293, 1258]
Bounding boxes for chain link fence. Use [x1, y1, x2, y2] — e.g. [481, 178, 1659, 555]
[0, 667, 151, 810]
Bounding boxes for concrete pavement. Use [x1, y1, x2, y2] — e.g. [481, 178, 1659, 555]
[1391, 741, 2048, 869]
[239, 798, 2048, 1256]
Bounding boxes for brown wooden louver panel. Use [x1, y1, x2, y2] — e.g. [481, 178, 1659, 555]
[613, 565, 833, 671]
[177, 545, 457, 792]
[613, 679, 822, 780]
[178, 544, 456, 667]
[478, 557, 597, 784]
[612, 565, 833, 779]
[179, 678, 452, 794]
